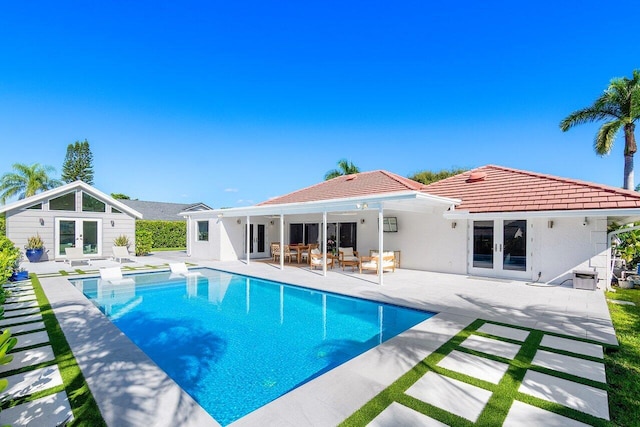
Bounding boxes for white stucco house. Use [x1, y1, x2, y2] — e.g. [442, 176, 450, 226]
[0, 181, 142, 262]
[182, 165, 640, 289]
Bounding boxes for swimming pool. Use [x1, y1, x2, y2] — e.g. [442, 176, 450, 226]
[72, 269, 434, 425]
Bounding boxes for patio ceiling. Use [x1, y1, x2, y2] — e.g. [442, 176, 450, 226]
[180, 191, 461, 219]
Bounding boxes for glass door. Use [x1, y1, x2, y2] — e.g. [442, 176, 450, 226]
[470, 219, 529, 279]
[55, 218, 102, 257]
[245, 223, 266, 257]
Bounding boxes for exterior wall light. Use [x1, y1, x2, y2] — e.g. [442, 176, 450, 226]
[548, 220, 554, 229]
[39, 218, 44, 226]
[111, 220, 115, 227]
[451, 221, 457, 229]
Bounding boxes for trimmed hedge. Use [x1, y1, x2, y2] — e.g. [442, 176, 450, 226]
[0, 236, 20, 285]
[0, 217, 5, 237]
[135, 220, 186, 249]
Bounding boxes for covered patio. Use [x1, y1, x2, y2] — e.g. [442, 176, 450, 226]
[183, 190, 460, 286]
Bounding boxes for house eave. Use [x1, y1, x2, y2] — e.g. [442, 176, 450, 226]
[443, 208, 640, 221]
[180, 191, 461, 218]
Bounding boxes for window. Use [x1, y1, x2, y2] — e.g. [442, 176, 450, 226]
[26, 203, 42, 210]
[383, 217, 398, 232]
[197, 221, 209, 241]
[50, 192, 76, 211]
[112, 207, 123, 214]
[82, 192, 106, 212]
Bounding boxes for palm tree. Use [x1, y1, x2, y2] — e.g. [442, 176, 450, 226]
[0, 163, 63, 204]
[560, 69, 640, 190]
[324, 159, 361, 180]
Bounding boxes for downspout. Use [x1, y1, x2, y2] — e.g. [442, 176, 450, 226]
[607, 225, 640, 291]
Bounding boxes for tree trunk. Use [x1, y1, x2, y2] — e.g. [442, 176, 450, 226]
[623, 124, 636, 190]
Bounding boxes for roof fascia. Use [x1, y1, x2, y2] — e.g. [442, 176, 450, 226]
[181, 191, 460, 218]
[443, 208, 640, 220]
[0, 181, 143, 218]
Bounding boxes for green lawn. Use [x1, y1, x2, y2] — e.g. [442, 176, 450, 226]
[604, 287, 640, 426]
[0, 275, 106, 426]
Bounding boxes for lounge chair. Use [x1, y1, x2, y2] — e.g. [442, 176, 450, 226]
[169, 262, 202, 278]
[64, 246, 91, 266]
[310, 249, 334, 270]
[359, 251, 395, 274]
[338, 247, 359, 270]
[99, 267, 135, 286]
[112, 246, 133, 263]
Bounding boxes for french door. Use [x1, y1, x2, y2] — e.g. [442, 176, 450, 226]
[469, 219, 529, 279]
[245, 223, 266, 257]
[55, 218, 102, 258]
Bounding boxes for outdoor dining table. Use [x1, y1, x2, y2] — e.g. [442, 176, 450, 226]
[289, 244, 308, 263]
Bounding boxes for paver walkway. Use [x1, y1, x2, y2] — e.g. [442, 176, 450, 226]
[365, 320, 609, 426]
[0, 278, 73, 426]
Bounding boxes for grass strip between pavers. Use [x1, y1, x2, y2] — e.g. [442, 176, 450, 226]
[0, 274, 107, 426]
[340, 319, 611, 426]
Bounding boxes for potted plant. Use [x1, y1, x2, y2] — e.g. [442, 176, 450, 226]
[24, 233, 45, 263]
[9, 253, 28, 281]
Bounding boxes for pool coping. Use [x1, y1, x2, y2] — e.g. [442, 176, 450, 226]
[40, 269, 475, 426]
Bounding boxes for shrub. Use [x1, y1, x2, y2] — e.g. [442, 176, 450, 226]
[0, 217, 5, 237]
[0, 236, 20, 285]
[135, 230, 153, 256]
[135, 220, 186, 249]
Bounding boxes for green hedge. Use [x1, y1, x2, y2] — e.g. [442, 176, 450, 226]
[135, 220, 186, 249]
[0, 217, 5, 237]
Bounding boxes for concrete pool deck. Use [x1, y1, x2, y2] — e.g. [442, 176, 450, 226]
[21, 252, 616, 425]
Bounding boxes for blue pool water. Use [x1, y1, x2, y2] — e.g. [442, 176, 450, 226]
[73, 269, 434, 425]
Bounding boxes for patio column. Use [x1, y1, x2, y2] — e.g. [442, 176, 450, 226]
[323, 211, 327, 277]
[246, 215, 250, 265]
[378, 207, 384, 286]
[280, 214, 284, 270]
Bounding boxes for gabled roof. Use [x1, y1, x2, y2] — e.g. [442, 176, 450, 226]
[423, 165, 640, 213]
[258, 170, 429, 205]
[0, 181, 143, 218]
[119, 200, 212, 221]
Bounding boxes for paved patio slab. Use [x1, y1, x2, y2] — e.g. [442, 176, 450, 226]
[459, 334, 521, 359]
[540, 335, 604, 359]
[437, 350, 510, 384]
[477, 323, 530, 341]
[367, 402, 448, 427]
[0, 391, 73, 427]
[531, 349, 606, 383]
[519, 370, 609, 420]
[405, 371, 492, 422]
[0, 346, 55, 374]
[13, 330, 50, 351]
[0, 313, 43, 328]
[2, 307, 40, 318]
[1, 366, 63, 400]
[10, 321, 46, 335]
[503, 400, 591, 427]
[3, 300, 39, 311]
[5, 294, 37, 304]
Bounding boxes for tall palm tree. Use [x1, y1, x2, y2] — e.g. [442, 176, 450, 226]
[0, 163, 63, 204]
[560, 69, 640, 190]
[324, 159, 361, 180]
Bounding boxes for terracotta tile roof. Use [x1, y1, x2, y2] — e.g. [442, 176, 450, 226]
[422, 165, 640, 213]
[258, 170, 427, 205]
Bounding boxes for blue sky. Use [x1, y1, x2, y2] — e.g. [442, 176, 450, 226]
[1, 1, 638, 208]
